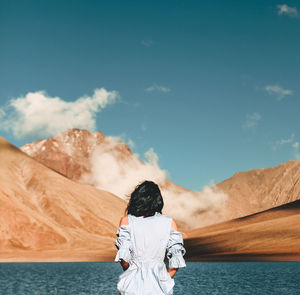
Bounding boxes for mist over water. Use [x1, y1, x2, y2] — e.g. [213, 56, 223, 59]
[1, 262, 299, 295]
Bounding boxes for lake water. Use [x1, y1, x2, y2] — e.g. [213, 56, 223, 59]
[0, 262, 299, 294]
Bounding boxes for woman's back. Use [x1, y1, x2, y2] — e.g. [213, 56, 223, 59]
[115, 213, 186, 295]
[128, 213, 171, 262]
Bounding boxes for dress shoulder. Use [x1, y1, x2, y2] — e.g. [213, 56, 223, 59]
[155, 213, 172, 223]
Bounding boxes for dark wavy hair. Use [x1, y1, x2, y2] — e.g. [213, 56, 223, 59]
[126, 181, 164, 217]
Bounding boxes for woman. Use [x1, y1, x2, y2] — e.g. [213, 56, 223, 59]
[114, 180, 186, 295]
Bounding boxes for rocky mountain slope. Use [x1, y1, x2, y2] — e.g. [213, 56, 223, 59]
[2, 131, 300, 262]
[21, 129, 228, 230]
[217, 160, 300, 219]
[21, 129, 131, 182]
[185, 199, 300, 261]
[0, 136, 126, 262]
[21, 128, 300, 228]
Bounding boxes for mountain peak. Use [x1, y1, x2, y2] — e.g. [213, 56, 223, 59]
[20, 129, 128, 182]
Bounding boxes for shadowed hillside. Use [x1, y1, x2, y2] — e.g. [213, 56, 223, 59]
[184, 199, 300, 261]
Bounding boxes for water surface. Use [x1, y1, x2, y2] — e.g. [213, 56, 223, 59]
[0, 262, 299, 294]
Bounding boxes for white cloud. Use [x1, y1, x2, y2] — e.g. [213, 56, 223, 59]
[292, 142, 299, 149]
[265, 85, 293, 100]
[105, 134, 136, 151]
[141, 40, 155, 47]
[81, 138, 167, 199]
[272, 133, 300, 160]
[277, 4, 298, 17]
[0, 88, 119, 138]
[162, 181, 227, 229]
[293, 141, 300, 160]
[127, 139, 135, 149]
[272, 133, 295, 150]
[144, 147, 159, 165]
[80, 137, 228, 228]
[243, 112, 262, 129]
[0, 108, 5, 119]
[146, 84, 171, 93]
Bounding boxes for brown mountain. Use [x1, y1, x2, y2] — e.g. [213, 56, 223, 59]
[0, 136, 126, 262]
[21, 128, 132, 182]
[218, 160, 300, 219]
[21, 129, 300, 230]
[2, 133, 300, 262]
[185, 199, 300, 261]
[21, 129, 229, 230]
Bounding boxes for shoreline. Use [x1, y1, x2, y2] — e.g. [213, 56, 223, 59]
[1, 252, 300, 263]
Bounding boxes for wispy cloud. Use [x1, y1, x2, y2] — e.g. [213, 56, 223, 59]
[277, 4, 298, 17]
[294, 147, 300, 160]
[272, 133, 295, 150]
[127, 139, 135, 149]
[0, 108, 5, 119]
[243, 112, 262, 129]
[146, 83, 171, 93]
[272, 133, 300, 160]
[141, 39, 155, 47]
[265, 84, 293, 101]
[292, 142, 300, 160]
[0, 88, 119, 139]
[106, 134, 136, 151]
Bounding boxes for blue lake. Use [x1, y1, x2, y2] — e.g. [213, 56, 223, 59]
[0, 262, 299, 294]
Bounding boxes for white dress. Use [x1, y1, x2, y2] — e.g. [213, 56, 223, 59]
[114, 213, 186, 295]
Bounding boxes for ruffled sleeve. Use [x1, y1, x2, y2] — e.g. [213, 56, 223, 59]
[166, 229, 186, 269]
[114, 225, 132, 263]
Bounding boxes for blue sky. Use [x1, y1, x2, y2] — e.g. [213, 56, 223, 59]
[0, 0, 299, 190]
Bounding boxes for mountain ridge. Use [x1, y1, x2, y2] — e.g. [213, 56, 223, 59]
[21, 129, 228, 229]
[217, 159, 300, 219]
[21, 128, 300, 225]
[0, 136, 126, 261]
[1, 133, 300, 261]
